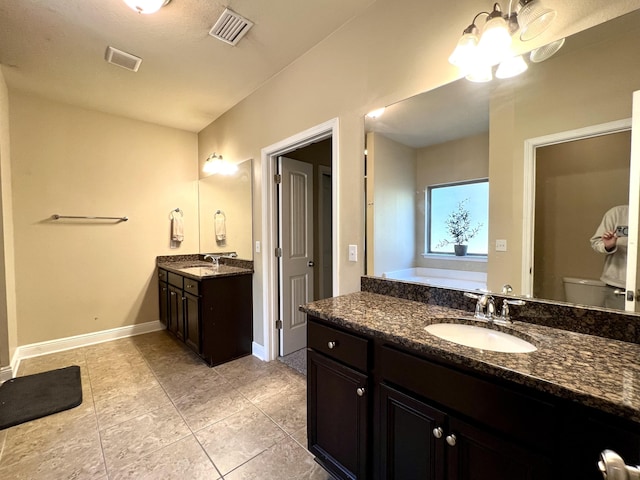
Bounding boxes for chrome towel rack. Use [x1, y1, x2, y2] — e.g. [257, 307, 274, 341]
[51, 214, 128, 222]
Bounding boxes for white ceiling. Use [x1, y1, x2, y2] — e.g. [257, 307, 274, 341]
[0, 0, 374, 132]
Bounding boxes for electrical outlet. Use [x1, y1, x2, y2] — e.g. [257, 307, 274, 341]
[348, 244, 358, 262]
[496, 239, 507, 252]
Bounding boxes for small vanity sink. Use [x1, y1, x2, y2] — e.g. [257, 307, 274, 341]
[179, 266, 218, 276]
[425, 322, 537, 353]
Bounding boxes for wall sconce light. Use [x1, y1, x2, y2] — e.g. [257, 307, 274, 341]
[203, 153, 239, 175]
[449, 0, 557, 82]
[366, 107, 386, 119]
[123, 0, 171, 14]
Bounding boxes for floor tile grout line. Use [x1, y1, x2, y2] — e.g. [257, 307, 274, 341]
[80, 347, 111, 479]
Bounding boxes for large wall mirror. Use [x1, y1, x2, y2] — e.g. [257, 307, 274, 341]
[365, 9, 640, 313]
[198, 159, 253, 259]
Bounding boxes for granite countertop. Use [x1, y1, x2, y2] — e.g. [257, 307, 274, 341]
[158, 260, 253, 280]
[300, 291, 640, 425]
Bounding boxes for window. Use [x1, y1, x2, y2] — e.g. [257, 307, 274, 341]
[427, 180, 488, 255]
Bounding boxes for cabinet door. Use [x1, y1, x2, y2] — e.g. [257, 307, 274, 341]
[158, 281, 169, 326]
[308, 350, 368, 480]
[184, 292, 200, 354]
[168, 284, 184, 340]
[446, 416, 553, 480]
[380, 383, 446, 480]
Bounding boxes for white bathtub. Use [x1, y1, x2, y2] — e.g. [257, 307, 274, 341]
[383, 267, 487, 291]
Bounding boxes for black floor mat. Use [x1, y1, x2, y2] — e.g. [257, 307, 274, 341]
[0, 365, 82, 430]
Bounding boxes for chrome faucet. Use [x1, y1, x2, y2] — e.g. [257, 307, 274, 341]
[499, 298, 526, 323]
[203, 254, 220, 266]
[464, 292, 496, 321]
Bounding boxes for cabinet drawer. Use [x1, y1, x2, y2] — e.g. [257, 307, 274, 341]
[158, 268, 168, 283]
[380, 345, 556, 449]
[168, 272, 183, 288]
[183, 278, 199, 295]
[308, 318, 369, 372]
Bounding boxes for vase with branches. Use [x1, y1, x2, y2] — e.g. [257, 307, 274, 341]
[436, 198, 483, 256]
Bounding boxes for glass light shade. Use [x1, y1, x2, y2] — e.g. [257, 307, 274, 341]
[477, 16, 512, 66]
[496, 55, 528, 78]
[518, 0, 557, 41]
[123, 0, 169, 14]
[530, 37, 565, 63]
[449, 31, 479, 71]
[465, 64, 493, 83]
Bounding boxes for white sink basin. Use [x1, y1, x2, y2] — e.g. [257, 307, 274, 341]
[425, 323, 537, 353]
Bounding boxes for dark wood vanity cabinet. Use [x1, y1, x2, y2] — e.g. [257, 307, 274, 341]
[307, 320, 370, 480]
[158, 268, 252, 366]
[307, 315, 640, 480]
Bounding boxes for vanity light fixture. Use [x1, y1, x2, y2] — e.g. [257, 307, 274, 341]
[449, 0, 557, 82]
[122, 0, 171, 14]
[203, 153, 239, 175]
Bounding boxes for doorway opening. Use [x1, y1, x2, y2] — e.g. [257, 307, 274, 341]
[261, 118, 339, 362]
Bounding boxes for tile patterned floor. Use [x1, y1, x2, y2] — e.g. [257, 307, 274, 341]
[0, 331, 332, 479]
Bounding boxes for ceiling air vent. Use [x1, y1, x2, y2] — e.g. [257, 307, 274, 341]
[104, 46, 142, 72]
[209, 8, 254, 46]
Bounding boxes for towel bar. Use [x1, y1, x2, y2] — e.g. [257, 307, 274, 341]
[51, 214, 128, 222]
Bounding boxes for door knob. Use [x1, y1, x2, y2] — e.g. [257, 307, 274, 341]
[308, 261, 315, 267]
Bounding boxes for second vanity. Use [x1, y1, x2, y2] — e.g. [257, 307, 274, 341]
[301, 281, 640, 480]
[157, 254, 253, 367]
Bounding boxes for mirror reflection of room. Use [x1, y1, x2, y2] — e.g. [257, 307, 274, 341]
[534, 132, 631, 310]
[199, 159, 253, 259]
[365, 9, 640, 312]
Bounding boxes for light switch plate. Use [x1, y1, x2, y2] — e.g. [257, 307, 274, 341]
[255, 241, 261, 253]
[496, 239, 507, 252]
[348, 244, 358, 262]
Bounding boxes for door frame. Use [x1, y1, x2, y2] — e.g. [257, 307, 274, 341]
[521, 117, 632, 298]
[261, 118, 339, 361]
[318, 164, 332, 300]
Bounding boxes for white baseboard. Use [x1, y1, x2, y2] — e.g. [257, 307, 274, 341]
[0, 365, 12, 384]
[252, 341, 266, 361]
[10, 320, 164, 376]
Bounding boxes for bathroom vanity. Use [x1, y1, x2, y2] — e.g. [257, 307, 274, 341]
[157, 255, 253, 367]
[302, 284, 640, 480]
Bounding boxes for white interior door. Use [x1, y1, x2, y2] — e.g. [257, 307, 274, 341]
[279, 156, 314, 355]
[626, 90, 640, 312]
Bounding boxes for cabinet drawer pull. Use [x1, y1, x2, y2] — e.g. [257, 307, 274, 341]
[356, 387, 366, 397]
[432, 427, 443, 439]
[446, 434, 457, 447]
[327, 341, 336, 349]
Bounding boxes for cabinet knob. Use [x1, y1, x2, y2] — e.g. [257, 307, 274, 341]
[356, 387, 366, 397]
[446, 434, 457, 447]
[170, 291, 176, 296]
[186, 283, 194, 289]
[432, 427, 443, 439]
[327, 341, 336, 349]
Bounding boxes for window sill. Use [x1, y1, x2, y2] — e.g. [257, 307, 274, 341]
[421, 253, 487, 263]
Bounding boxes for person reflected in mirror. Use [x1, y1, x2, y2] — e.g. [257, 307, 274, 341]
[590, 205, 629, 309]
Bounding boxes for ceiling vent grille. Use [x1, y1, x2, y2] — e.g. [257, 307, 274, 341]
[209, 8, 254, 46]
[105, 46, 142, 72]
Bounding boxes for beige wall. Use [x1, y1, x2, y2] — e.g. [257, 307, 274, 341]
[0, 68, 18, 369]
[9, 92, 198, 345]
[367, 133, 416, 276]
[488, 11, 640, 293]
[534, 132, 631, 301]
